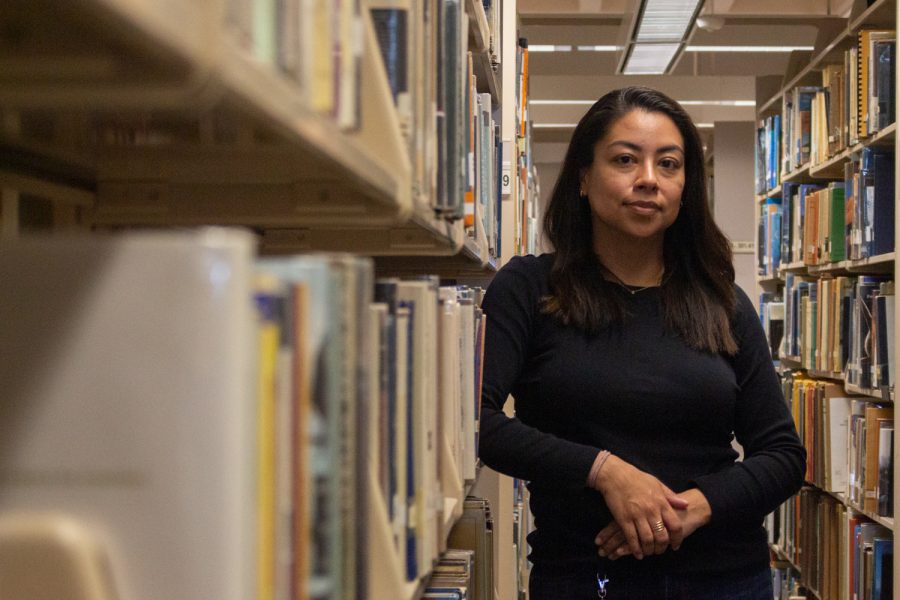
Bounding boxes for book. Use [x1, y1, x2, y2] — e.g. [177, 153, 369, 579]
[447, 497, 494, 600]
[0, 230, 259, 600]
[876, 421, 894, 517]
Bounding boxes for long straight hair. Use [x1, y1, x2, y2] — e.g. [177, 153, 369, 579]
[542, 86, 738, 354]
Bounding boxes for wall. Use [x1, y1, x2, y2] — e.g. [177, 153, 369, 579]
[711, 121, 758, 308]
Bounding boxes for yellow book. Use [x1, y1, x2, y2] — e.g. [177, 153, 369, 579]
[254, 274, 283, 600]
[855, 30, 893, 139]
[310, 0, 335, 115]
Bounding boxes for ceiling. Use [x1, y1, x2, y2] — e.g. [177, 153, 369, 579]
[519, 0, 855, 198]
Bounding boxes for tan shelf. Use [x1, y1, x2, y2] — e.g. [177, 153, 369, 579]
[808, 149, 850, 179]
[782, 163, 812, 183]
[770, 543, 802, 574]
[779, 261, 809, 275]
[815, 487, 895, 531]
[848, 0, 897, 30]
[805, 252, 893, 274]
[472, 49, 501, 109]
[756, 274, 783, 286]
[0, 0, 505, 257]
[465, 0, 491, 54]
[758, 0, 896, 114]
[0, 0, 219, 109]
[847, 121, 897, 152]
[844, 382, 894, 403]
[464, 0, 500, 107]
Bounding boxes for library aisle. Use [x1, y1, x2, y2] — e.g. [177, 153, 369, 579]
[1, 0, 537, 598]
[755, 1, 898, 598]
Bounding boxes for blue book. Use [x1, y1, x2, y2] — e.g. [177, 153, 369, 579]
[398, 299, 418, 581]
[872, 537, 893, 600]
[869, 150, 895, 257]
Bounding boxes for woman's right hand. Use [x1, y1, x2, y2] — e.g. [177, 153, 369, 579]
[590, 454, 687, 559]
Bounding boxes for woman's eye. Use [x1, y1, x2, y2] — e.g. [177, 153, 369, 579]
[659, 158, 680, 169]
[615, 155, 635, 165]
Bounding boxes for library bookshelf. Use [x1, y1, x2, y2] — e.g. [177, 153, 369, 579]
[754, 0, 898, 598]
[0, 0, 537, 598]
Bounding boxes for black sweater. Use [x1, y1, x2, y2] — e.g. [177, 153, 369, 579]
[478, 253, 805, 575]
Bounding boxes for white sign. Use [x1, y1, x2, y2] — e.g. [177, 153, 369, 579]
[730, 240, 755, 254]
[501, 161, 512, 195]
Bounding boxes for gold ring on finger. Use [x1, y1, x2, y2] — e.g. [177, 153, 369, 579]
[652, 521, 665, 532]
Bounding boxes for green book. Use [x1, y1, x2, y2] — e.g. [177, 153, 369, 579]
[828, 183, 846, 262]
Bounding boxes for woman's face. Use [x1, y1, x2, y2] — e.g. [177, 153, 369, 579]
[581, 109, 685, 246]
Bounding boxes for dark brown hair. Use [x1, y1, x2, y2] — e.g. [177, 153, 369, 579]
[542, 86, 737, 354]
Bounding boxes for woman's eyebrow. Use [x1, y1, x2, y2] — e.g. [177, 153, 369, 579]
[608, 140, 685, 154]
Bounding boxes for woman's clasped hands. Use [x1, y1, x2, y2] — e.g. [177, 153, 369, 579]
[591, 454, 712, 561]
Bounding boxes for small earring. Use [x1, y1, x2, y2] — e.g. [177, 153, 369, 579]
[680, 201, 684, 208]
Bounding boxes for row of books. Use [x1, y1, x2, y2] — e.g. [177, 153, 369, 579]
[757, 147, 895, 276]
[512, 478, 533, 598]
[254, 254, 490, 598]
[806, 31, 896, 170]
[222, 0, 512, 248]
[780, 374, 893, 518]
[481, 0, 500, 61]
[754, 29, 897, 194]
[768, 489, 892, 600]
[513, 39, 540, 257]
[427, 497, 495, 600]
[371, 0, 504, 247]
[776, 273, 895, 390]
[771, 561, 804, 600]
[784, 149, 893, 267]
[0, 231, 491, 600]
[225, 0, 362, 130]
[756, 113, 782, 194]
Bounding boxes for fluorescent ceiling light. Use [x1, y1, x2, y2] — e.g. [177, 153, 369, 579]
[576, 45, 619, 52]
[620, 0, 702, 74]
[622, 43, 681, 74]
[528, 44, 572, 52]
[635, 0, 704, 42]
[685, 45, 814, 52]
[695, 123, 714, 128]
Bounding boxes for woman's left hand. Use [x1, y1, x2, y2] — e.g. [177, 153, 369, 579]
[595, 488, 712, 559]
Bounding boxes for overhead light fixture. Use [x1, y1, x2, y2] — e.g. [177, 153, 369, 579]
[576, 45, 619, 52]
[527, 44, 573, 52]
[684, 45, 814, 52]
[620, 0, 705, 75]
[634, 0, 702, 41]
[524, 45, 619, 53]
[624, 43, 681, 74]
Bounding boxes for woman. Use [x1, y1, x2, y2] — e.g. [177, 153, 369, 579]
[478, 87, 805, 599]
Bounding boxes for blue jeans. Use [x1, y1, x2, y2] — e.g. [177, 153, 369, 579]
[529, 560, 773, 600]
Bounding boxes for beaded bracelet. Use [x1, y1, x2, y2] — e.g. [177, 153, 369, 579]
[588, 449, 612, 489]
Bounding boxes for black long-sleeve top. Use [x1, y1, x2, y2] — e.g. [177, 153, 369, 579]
[478, 253, 806, 575]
